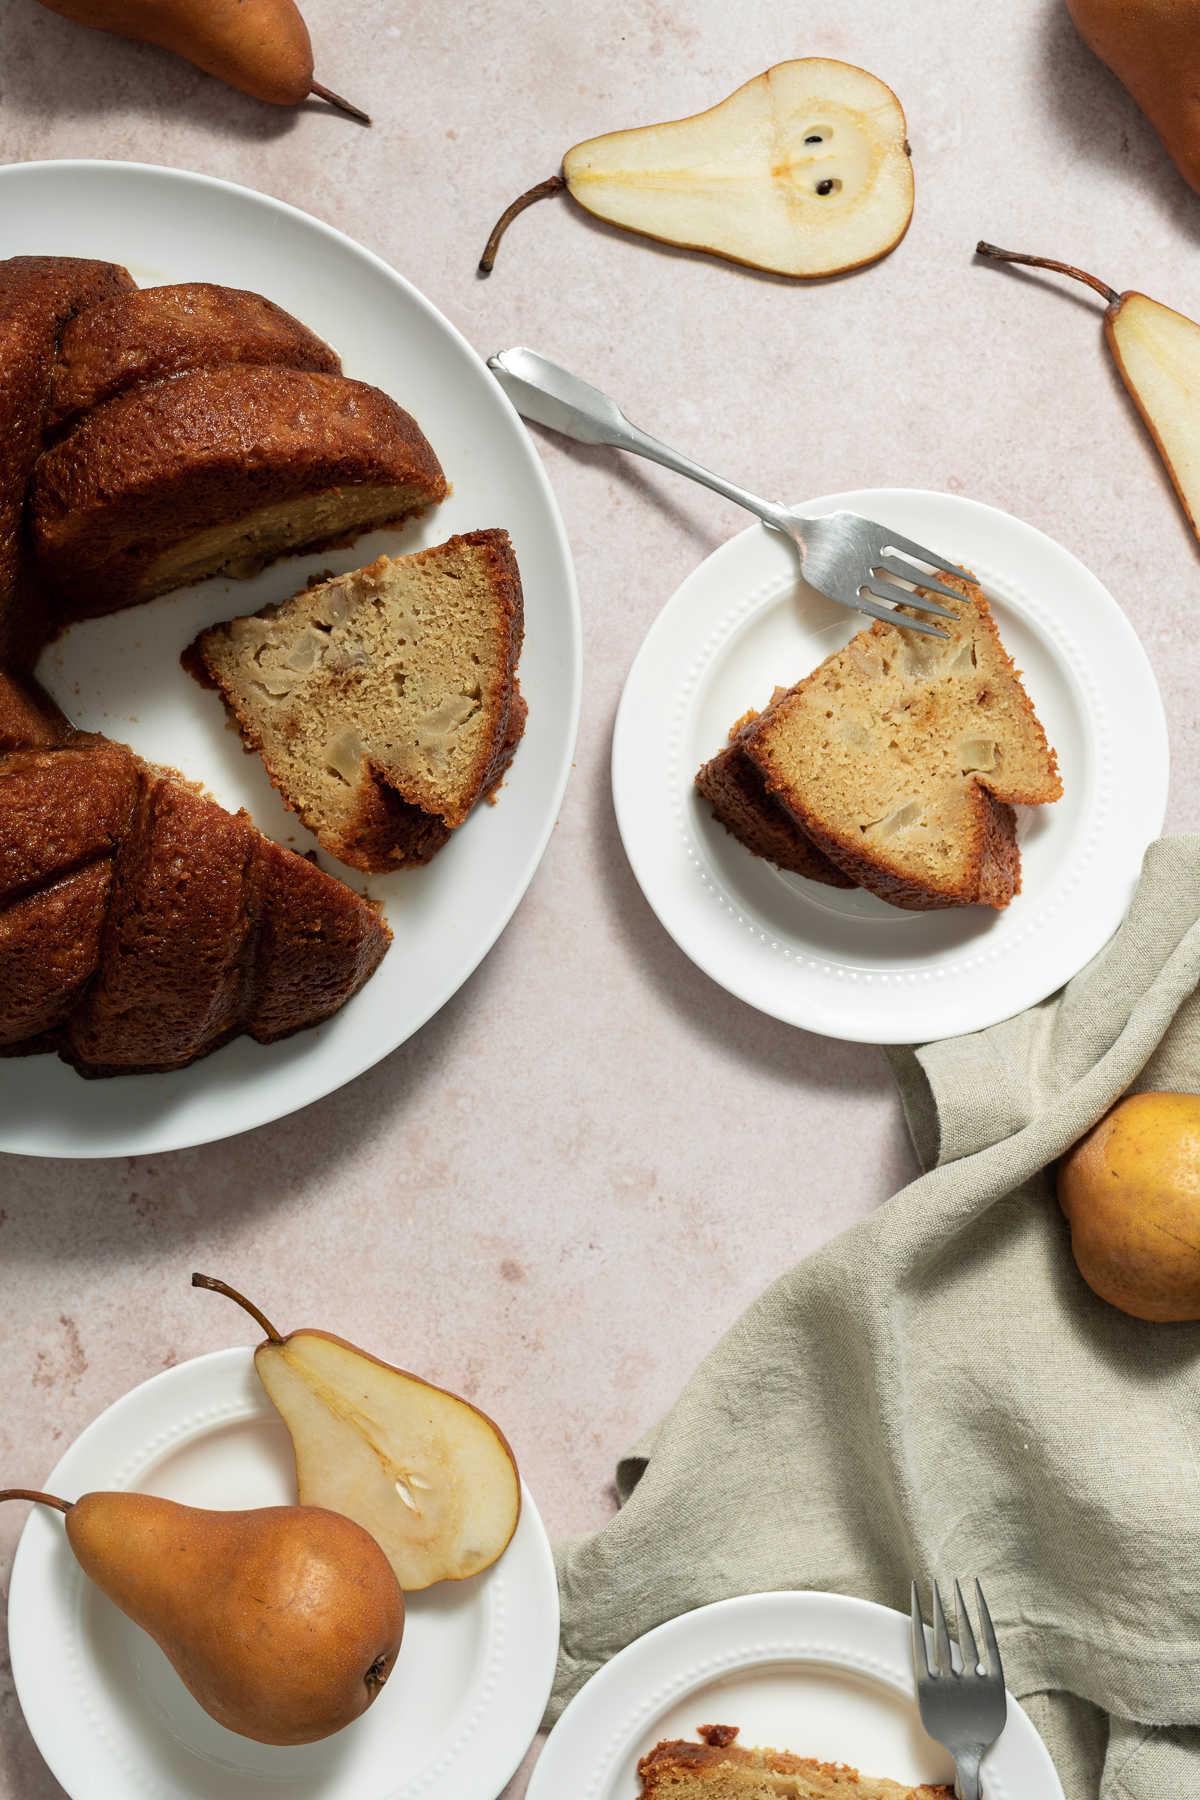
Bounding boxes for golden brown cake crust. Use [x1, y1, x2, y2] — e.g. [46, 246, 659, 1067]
[45, 282, 342, 437]
[31, 365, 449, 619]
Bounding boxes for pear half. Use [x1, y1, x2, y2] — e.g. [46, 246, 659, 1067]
[195, 1278, 520, 1590]
[563, 59, 913, 278]
[977, 243, 1200, 543]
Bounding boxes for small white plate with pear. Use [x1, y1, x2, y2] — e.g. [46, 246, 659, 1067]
[613, 486, 1168, 1044]
[6, 1279, 558, 1800]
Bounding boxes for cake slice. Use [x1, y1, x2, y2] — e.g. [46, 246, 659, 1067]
[735, 571, 1061, 911]
[184, 530, 526, 874]
[44, 281, 342, 437]
[695, 696, 854, 887]
[638, 1728, 953, 1799]
[30, 364, 448, 619]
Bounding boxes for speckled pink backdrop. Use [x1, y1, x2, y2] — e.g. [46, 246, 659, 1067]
[2, 0, 1199, 1794]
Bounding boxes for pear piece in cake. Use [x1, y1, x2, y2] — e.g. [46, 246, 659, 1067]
[194, 1276, 521, 1590]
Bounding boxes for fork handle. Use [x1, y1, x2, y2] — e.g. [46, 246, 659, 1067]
[954, 1752, 983, 1800]
[488, 347, 794, 533]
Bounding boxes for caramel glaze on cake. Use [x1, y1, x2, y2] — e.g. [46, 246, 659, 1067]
[0, 256, 415, 1077]
[638, 1728, 953, 1800]
[44, 281, 342, 437]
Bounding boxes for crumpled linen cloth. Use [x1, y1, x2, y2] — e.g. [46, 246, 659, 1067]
[549, 836, 1200, 1800]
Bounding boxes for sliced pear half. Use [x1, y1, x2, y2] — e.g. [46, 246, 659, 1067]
[562, 58, 913, 278]
[194, 1277, 520, 1590]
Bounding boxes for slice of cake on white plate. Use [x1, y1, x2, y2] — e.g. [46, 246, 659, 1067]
[637, 1725, 954, 1798]
[185, 529, 526, 874]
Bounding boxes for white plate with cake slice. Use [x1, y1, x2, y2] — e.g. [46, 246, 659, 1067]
[612, 488, 1167, 1044]
[0, 159, 580, 1157]
[8, 1347, 560, 1800]
[528, 1590, 1062, 1800]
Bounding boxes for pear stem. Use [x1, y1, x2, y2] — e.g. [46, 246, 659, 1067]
[192, 1274, 285, 1343]
[310, 81, 371, 126]
[976, 242, 1120, 307]
[0, 1489, 72, 1512]
[479, 175, 566, 274]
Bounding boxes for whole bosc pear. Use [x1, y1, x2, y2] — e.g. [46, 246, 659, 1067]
[1066, 0, 1200, 195]
[35, 0, 368, 120]
[1, 1489, 404, 1744]
[480, 59, 913, 278]
[195, 1276, 521, 1591]
[977, 242, 1200, 544]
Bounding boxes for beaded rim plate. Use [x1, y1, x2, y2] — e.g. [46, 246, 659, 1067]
[611, 488, 1167, 1043]
[0, 160, 581, 1157]
[7, 1347, 559, 1800]
[526, 1590, 1064, 1800]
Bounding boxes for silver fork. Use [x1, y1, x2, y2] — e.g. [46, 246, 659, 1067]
[911, 1578, 1008, 1800]
[488, 345, 959, 639]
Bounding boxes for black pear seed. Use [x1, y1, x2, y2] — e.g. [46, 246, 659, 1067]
[805, 133, 823, 143]
[816, 179, 834, 195]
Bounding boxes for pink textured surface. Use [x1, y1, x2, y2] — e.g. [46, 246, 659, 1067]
[2, 1, 1200, 1796]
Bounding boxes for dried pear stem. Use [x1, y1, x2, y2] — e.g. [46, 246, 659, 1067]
[976, 242, 1119, 306]
[479, 175, 566, 274]
[0, 1489, 72, 1512]
[310, 81, 371, 126]
[192, 1273, 285, 1343]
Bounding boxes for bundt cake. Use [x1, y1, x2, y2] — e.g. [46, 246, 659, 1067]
[0, 253, 460, 1078]
[184, 530, 527, 873]
[637, 1728, 953, 1799]
[697, 571, 1061, 910]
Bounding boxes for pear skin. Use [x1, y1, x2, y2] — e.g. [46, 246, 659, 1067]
[977, 243, 1200, 546]
[35, 0, 368, 119]
[1, 1489, 404, 1744]
[1066, 0, 1200, 195]
[195, 1277, 521, 1591]
[1058, 1091, 1200, 1321]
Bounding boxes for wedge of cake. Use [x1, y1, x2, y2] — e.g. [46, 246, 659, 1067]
[185, 529, 526, 874]
[712, 571, 1060, 910]
[638, 1727, 953, 1799]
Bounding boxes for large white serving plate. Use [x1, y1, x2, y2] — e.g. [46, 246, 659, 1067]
[8, 1347, 560, 1800]
[0, 160, 581, 1157]
[612, 489, 1167, 1043]
[527, 1590, 1063, 1800]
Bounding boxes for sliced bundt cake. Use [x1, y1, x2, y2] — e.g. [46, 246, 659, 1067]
[44, 281, 342, 437]
[184, 530, 526, 873]
[730, 571, 1061, 910]
[31, 364, 448, 620]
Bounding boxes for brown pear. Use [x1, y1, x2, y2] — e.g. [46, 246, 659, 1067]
[195, 1276, 521, 1591]
[1058, 1091, 1200, 1321]
[977, 242, 1200, 546]
[35, 0, 369, 121]
[1066, 0, 1200, 195]
[1, 1488, 404, 1744]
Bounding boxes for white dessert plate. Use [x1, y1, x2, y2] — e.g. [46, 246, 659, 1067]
[612, 488, 1167, 1043]
[527, 1589, 1063, 1800]
[0, 159, 581, 1157]
[8, 1347, 559, 1800]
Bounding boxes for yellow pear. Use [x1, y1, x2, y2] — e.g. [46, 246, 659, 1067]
[195, 1276, 521, 1590]
[1066, 0, 1200, 195]
[978, 243, 1200, 545]
[480, 60, 913, 278]
[1, 1488, 404, 1744]
[35, 0, 368, 120]
[1058, 1091, 1200, 1321]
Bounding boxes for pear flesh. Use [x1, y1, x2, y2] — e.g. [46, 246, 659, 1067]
[254, 1330, 521, 1591]
[562, 58, 914, 278]
[67, 1492, 404, 1745]
[1107, 292, 1200, 536]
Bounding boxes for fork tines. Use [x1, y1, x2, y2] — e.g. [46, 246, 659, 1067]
[912, 1576, 1003, 1680]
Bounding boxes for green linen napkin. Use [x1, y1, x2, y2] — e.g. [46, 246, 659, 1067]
[549, 835, 1200, 1800]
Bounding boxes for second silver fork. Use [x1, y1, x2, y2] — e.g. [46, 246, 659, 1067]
[911, 1578, 1008, 1800]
